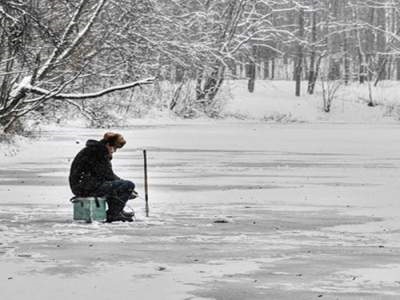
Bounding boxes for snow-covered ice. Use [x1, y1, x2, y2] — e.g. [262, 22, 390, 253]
[2, 81, 400, 299]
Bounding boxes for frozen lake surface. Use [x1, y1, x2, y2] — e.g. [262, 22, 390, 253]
[1, 122, 400, 299]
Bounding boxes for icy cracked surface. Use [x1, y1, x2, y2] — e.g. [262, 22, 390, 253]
[1, 122, 400, 299]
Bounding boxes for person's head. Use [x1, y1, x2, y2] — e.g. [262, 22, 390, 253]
[102, 132, 126, 156]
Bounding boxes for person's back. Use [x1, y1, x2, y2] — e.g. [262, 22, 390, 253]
[69, 139, 118, 196]
[69, 132, 136, 222]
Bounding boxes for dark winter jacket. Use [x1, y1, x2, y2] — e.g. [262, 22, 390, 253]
[69, 139, 120, 196]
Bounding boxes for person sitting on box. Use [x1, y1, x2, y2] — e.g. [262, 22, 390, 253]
[69, 132, 138, 222]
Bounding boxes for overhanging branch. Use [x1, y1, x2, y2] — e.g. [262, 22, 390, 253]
[27, 77, 155, 100]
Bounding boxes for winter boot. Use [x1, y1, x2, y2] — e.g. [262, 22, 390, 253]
[121, 209, 135, 218]
[106, 212, 133, 223]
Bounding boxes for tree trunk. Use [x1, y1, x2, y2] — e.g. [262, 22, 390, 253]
[196, 66, 225, 103]
[308, 0, 317, 94]
[374, 57, 388, 86]
[343, 37, 350, 85]
[359, 50, 366, 84]
[196, 70, 203, 100]
[328, 0, 341, 81]
[397, 57, 400, 80]
[248, 62, 255, 93]
[342, 0, 350, 84]
[263, 61, 269, 79]
[295, 7, 304, 97]
[271, 58, 275, 80]
[175, 65, 185, 83]
[248, 46, 256, 93]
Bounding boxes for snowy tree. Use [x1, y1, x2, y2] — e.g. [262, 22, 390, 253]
[0, 0, 154, 133]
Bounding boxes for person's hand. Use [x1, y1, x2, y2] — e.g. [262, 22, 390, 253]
[128, 190, 139, 200]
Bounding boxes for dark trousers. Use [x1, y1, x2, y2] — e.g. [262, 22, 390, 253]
[95, 180, 135, 215]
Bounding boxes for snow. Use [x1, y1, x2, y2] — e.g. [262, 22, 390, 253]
[224, 80, 400, 123]
[2, 80, 400, 299]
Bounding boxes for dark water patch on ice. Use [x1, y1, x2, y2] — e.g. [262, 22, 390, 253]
[139, 147, 257, 154]
[0, 167, 67, 174]
[0, 166, 70, 187]
[282, 151, 358, 157]
[35, 264, 90, 276]
[316, 182, 380, 187]
[0, 167, 68, 186]
[155, 183, 288, 192]
[15, 218, 74, 226]
[115, 160, 190, 169]
[130, 147, 360, 158]
[224, 161, 396, 169]
[152, 173, 343, 180]
[18, 162, 67, 167]
[0, 203, 59, 208]
[0, 177, 66, 186]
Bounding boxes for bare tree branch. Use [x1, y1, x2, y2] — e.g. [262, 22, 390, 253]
[27, 77, 155, 100]
[36, 0, 106, 80]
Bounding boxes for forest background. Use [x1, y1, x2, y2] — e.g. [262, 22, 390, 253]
[1, 0, 400, 134]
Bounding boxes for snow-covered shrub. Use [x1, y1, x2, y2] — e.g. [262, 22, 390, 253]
[68, 79, 226, 126]
[262, 112, 305, 123]
[157, 80, 228, 119]
[384, 104, 400, 120]
[0, 133, 29, 156]
[321, 78, 342, 113]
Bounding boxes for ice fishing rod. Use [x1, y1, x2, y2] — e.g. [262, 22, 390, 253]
[116, 150, 149, 218]
[143, 149, 149, 217]
[124, 150, 149, 218]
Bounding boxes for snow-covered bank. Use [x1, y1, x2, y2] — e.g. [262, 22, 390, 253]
[11, 79, 397, 132]
[223, 80, 400, 123]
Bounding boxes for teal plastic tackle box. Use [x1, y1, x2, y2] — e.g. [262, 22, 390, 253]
[71, 197, 107, 223]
